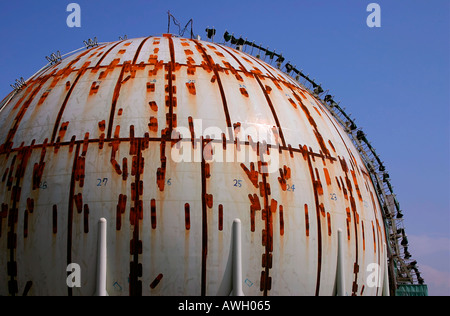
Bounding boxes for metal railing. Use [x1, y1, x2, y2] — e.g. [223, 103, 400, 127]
[209, 28, 426, 293]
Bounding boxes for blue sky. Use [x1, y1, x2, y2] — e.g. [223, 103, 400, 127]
[0, 0, 449, 295]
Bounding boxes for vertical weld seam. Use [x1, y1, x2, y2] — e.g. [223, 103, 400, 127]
[8, 157, 25, 295]
[200, 137, 208, 296]
[193, 40, 233, 140]
[49, 48, 94, 144]
[261, 168, 271, 296]
[106, 64, 126, 140]
[67, 142, 80, 296]
[50, 69, 84, 144]
[167, 36, 175, 135]
[306, 152, 322, 296]
[130, 139, 142, 296]
[349, 180, 360, 296]
[106, 38, 150, 141]
[95, 41, 125, 68]
[254, 75, 287, 148]
[317, 101, 357, 165]
[8, 77, 49, 146]
[132, 36, 153, 65]
[218, 45, 247, 72]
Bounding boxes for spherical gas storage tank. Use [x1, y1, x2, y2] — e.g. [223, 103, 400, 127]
[0, 34, 388, 296]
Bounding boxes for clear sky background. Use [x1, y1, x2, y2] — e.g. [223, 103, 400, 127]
[0, 0, 448, 295]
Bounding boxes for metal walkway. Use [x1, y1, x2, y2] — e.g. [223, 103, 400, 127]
[210, 29, 426, 295]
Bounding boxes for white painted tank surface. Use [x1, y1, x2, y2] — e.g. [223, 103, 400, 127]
[0, 35, 387, 296]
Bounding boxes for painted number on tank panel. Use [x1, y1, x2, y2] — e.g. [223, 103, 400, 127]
[287, 184, 295, 192]
[97, 178, 108, 187]
[233, 179, 242, 188]
[330, 193, 337, 201]
[39, 181, 48, 190]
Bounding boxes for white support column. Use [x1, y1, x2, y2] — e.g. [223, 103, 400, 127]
[216, 218, 245, 296]
[336, 228, 346, 296]
[382, 243, 390, 296]
[94, 218, 108, 296]
[231, 219, 244, 296]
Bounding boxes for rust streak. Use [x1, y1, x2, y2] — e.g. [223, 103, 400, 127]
[254, 75, 287, 148]
[193, 40, 233, 140]
[200, 137, 208, 296]
[51, 60, 91, 144]
[66, 142, 80, 296]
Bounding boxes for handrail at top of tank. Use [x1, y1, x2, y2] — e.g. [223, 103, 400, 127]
[211, 29, 425, 287]
[0, 41, 111, 114]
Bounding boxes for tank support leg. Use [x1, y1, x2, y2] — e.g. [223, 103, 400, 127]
[336, 228, 346, 296]
[382, 243, 390, 296]
[216, 218, 245, 296]
[231, 219, 244, 296]
[94, 218, 108, 296]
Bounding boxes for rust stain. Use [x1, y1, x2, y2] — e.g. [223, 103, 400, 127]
[186, 82, 196, 95]
[74, 193, 83, 214]
[83, 204, 89, 233]
[327, 212, 332, 236]
[323, 168, 331, 186]
[150, 273, 163, 289]
[241, 162, 259, 188]
[52, 205, 57, 234]
[185, 203, 190, 230]
[151, 199, 157, 229]
[248, 193, 261, 232]
[279, 205, 284, 236]
[116, 194, 127, 231]
[98, 120, 106, 132]
[218, 204, 223, 231]
[239, 87, 249, 97]
[148, 101, 158, 112]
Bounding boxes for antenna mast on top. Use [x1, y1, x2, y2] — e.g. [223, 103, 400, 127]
[167, 10, 195, 39]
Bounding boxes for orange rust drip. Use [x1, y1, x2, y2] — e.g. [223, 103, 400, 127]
[148, 101, 158, 112]
[279, 205, 284, 236]
[248, 193, 261, 232]
[362, 220, 365, 251]
[184, 203, 190, 230]
[151, 199, 157, 229]
[66, 142, 80, 296]
[52, 205, 57, 234]
[323, 168, 332, 186]
[150, 273, 163, 289]
[74, 193, 83, 214]
[241, 162, 259, 188]
[116, 194, 127, 231]
[327, 212, 332, 236]
[278, 165, 291, 191]
[83, 204, 89, 233]
[218, 204, 223, 231]
[304, 204, 310, 237]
